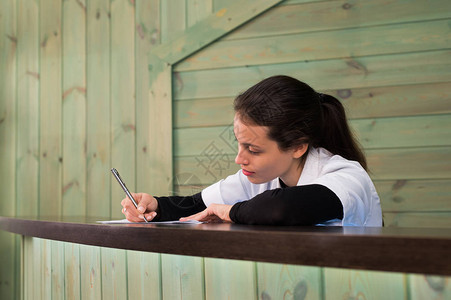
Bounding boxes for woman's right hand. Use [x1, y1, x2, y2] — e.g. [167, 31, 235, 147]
[121, 193, 159, 222]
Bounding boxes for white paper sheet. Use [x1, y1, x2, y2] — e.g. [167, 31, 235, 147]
[97, 219, 202, 224]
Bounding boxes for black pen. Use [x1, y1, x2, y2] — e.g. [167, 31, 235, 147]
[111, 168, 149, 223]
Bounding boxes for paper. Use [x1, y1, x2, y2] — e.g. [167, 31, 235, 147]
[97, 219, 202, 224]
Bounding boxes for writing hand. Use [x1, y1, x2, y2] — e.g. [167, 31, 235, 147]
[121, 193, 159, 222]
[180, 204, 233, 223]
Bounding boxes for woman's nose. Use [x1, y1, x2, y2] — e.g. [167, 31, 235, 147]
[235, 148, 248, 165]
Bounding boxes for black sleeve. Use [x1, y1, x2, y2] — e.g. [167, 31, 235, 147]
[153, 192, 207, 221]
[229, 184, 343, 226]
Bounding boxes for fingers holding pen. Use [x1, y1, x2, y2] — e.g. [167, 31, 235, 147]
[120, 193, 159, 222]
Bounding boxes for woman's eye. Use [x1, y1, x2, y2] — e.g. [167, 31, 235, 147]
[248, 148, 259, 155]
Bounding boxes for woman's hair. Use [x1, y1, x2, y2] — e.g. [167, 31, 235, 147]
[234, 75, 367, 170]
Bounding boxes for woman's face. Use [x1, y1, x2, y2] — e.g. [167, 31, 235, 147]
[233, 114, 307, 187]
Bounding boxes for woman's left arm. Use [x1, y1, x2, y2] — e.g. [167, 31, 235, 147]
[182, 184, 343, 225]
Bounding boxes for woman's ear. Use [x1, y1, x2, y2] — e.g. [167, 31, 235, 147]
[292, 143, 309, 159]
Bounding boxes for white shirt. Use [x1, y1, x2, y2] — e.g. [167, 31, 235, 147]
[202, 147, 382, 226]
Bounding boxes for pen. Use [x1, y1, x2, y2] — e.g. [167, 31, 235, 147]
[111, 168, 149, 223]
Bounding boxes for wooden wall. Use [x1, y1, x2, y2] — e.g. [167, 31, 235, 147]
[1, 0, 450, 299]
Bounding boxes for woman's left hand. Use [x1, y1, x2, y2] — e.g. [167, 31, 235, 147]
[180, 204, 233, 223]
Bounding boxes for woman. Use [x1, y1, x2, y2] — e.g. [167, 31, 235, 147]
[121, 75, 382, 226]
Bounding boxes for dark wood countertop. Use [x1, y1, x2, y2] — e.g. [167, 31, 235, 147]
[1, 216, 450, 275]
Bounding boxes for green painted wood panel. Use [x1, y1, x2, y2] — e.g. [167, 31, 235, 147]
[135, 0, 160, 193]
[175, 147, 451, 185]
[223, 0, 451, 40]
[62, 0, 87, 216]
[204, 258, 257, 299]
[384, 212, 451, 228]
[376, 179, 451, 213]
[187, 0, 212, 27]
[80, 244, 102, 300]
[161, 254, 205, 300]
[409, 274, 451, 299]
[257, 263, 322, 300]
[174, 50, 451, 100]
[324, 268, 407, 300]
[176, 19, 451, 71]
[0, 0, 17, 299]
[16, 0, 39, 218]
[111, 0, 136, 220]
[126, 250, 162, 300]
[41, 239, 52, 299]
[174, 82, 451, 128]
[86, 0, 111, 218]
[101, 247, 128, 300]
[161, 0, 186, 43]
[39, 0, 63, 217]
[65, 242, 81, 299]
[173, 115, 451, 157]
[51, 241, 65, 299]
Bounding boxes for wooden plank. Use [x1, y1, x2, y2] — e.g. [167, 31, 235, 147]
[23, 237, 33, 300]
[0, 0, 17, 298]
[101, 248, 128, 300]
[331, 82, 451, 119]
[224, 0, 451, 40]
[41, 239, 52, 299]
[160, 254, 204, 300]
[174, 114, 451, 157]
[384, 212, 451, 228]
[80, 244, 102, 300]
[51, 241, 65, 299]
[174, 147, 451, 185]
[204, 258, 257, 299]
[62, 0, 87, 216]
[39, 0, 63, 217]
[324, 268, 406, 300]
[152, 0, 284, 65]
[187, 0, 212, 27]
[16, 0, 39, 218]
[65, 242, 81, 300]
[135, 0, 160, 193]
[173, 50, 451, 100]
[176, 19, 451, 71]
[367, 147, 451, 180]
[174, 97, 234, 128]
[174, 154, 239, 185]
[161, 0, 186, 43]
[351, 114, 451, 149]
[409, 274, 451, 300]
[127, 250, 162, 300]
[375, 179, 451, 213]
[256, 263, 322, 300]
[174, 82, 451, 128]
[110, 0, 136, 219]
[86, 0, 111, 218]
[145, 58, 173, 195]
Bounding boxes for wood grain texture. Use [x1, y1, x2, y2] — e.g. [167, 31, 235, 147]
[0, 0, 17, 298]
[409, 274, 451, 300]
[324, 268, 406, 300]
[16, 0, 39, 218]
[79, 244, 102, 300]
[176, 19, 451, 71]
[86, 0, 111, 218]
[64, 242, 81, 300]
[127, 250, 162, 300]
[204, 258, 257, 300]
[257, 263, 322, 300]
[110, 0, 136, 219]
[174, 50, 451, 100]
[223, 0, 451, 40]
[101, 247, 128, 300]
[62, 0, 87, 217]
[161, 254, 205, 300]
[39, 0, 63, 217]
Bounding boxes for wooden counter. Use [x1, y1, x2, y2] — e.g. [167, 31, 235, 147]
[1, 216, 450, 276]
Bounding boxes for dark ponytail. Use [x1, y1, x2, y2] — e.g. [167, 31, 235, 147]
[318, 93, 367, 170]
[234, 75, 367, 170]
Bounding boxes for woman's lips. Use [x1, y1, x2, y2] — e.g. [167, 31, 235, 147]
[242, 169, 255, 176]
